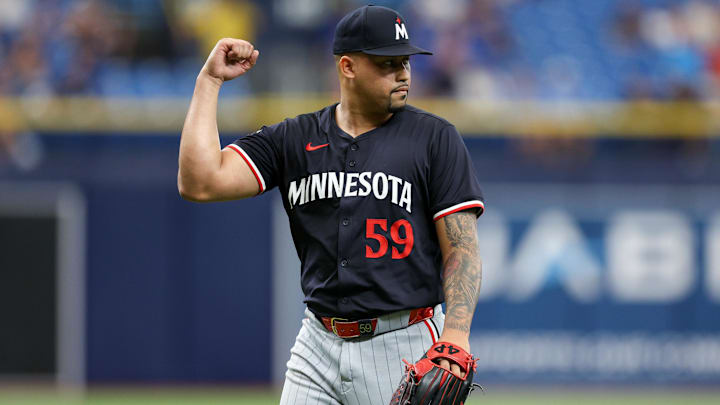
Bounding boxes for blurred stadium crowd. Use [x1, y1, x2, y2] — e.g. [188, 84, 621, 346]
[1, 0, 719, 100]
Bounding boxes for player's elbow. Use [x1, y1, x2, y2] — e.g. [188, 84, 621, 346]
[177, 175, 213, 203]
[178, 183, 200, 202]
[178, 187, 203, 202]
[178, 187, 215, 203]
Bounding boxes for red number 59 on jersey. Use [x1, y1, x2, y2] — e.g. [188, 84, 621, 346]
[365, 218, 414, 259]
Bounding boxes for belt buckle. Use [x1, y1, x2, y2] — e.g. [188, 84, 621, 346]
[330, 317, 348, 336]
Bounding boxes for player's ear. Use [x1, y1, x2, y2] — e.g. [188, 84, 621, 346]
[338, 54, 357, 79]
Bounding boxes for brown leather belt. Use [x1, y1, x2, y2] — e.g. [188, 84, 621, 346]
[319, 307, 434, 338]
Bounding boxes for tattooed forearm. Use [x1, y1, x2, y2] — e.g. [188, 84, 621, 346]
[440, 211, 482, 334]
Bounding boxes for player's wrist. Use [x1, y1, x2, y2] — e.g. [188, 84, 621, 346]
[197, 69, 224, 89]
[437, 329, 471, 352]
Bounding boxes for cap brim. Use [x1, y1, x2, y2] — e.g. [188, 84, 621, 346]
[362, 43, 432, 56]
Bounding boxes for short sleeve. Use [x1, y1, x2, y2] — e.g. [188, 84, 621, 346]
[225, 123, 284, 194]
[428, 125, 485, 221]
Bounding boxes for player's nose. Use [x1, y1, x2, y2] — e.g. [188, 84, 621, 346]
[397, 65, 410, 82]
[396, 61, 410, 80]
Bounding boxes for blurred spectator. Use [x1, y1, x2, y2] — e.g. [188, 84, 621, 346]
[0, 29, 52, 95]
[0, 0, 718, 99]
[466, 0, 515, 65]
[709, 43, 720, 93]
[616, 0, 719, 100]
[0, 98, 42, 172]
[612, 2, 644, 50]
[174, 0, 259, 54]
[56, 0, 124, 94]
[0, 0, 33, 34]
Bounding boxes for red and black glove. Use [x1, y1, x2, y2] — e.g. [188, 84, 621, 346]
[390, 341, 482, 405]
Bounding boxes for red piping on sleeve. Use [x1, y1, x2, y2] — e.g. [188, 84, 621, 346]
[434, 203, 484, 222]
[227, 144, 264, 195]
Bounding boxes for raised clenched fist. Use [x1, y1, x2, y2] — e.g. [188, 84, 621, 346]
[200, 38, 259, 84]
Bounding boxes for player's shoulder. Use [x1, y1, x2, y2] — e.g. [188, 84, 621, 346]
[271, 104, 334, 134]
[400, 105, 455, 130]
[400, 105, 462, 147]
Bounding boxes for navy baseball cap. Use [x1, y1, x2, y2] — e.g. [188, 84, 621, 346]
[333, 5, 432, 56]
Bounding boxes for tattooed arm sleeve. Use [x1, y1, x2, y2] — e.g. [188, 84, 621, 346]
[435, 210, 482, 336]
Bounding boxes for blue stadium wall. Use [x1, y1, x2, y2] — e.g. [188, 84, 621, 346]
[0, 133, 718, 383]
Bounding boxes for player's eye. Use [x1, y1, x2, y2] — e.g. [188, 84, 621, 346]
[381, 59, 409, 68]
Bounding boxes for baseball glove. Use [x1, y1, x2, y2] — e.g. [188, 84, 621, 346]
[389, 341, 482, 405]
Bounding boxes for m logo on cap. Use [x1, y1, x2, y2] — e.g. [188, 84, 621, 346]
[333, 6, 431, 56]
[395, 16, 408, 40]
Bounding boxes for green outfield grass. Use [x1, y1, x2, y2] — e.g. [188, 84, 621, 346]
[0, 387, 719, 405]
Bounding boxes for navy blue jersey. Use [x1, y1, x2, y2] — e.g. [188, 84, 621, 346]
[228, 104, 484, 319]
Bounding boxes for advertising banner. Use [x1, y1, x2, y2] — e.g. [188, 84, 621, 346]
[472, 183, 720, 382]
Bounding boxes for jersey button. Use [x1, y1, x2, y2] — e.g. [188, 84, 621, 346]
[340, 297, 349, 304]
[340, 259, 348, 267]
[348, 160, 356, 167]
[350, 144, 359, 151]
[342, 218, 350, 226]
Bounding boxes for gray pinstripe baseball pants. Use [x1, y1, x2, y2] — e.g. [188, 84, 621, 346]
[279, 305, 445, 405]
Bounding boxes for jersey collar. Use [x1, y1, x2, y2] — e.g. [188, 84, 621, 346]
[319, 102, 402, 140]
[318, 103, 339, 135]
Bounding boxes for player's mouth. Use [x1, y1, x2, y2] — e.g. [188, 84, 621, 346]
[392, 86, 409, 96]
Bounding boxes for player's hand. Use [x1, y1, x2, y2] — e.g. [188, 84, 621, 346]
[437, 357, 465, 378]
[391, 340, 479, 405]
[200, 38, 259, 85]
[436, 331, 470, 377]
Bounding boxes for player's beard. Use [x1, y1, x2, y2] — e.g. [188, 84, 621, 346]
[387, 92, 407, 113]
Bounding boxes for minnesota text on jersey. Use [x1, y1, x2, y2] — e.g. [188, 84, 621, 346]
[287, 171, 413, 213]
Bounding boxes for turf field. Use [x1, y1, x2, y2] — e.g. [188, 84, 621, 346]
[1, 387, 719, 405]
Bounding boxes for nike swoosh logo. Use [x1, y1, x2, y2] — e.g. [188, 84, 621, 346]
[306, 142, 329, 151]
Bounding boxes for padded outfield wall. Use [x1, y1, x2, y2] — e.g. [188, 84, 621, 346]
[0, 131, 718, 384]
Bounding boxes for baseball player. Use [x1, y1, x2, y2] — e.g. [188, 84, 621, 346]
[178, 5, 484, 405]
